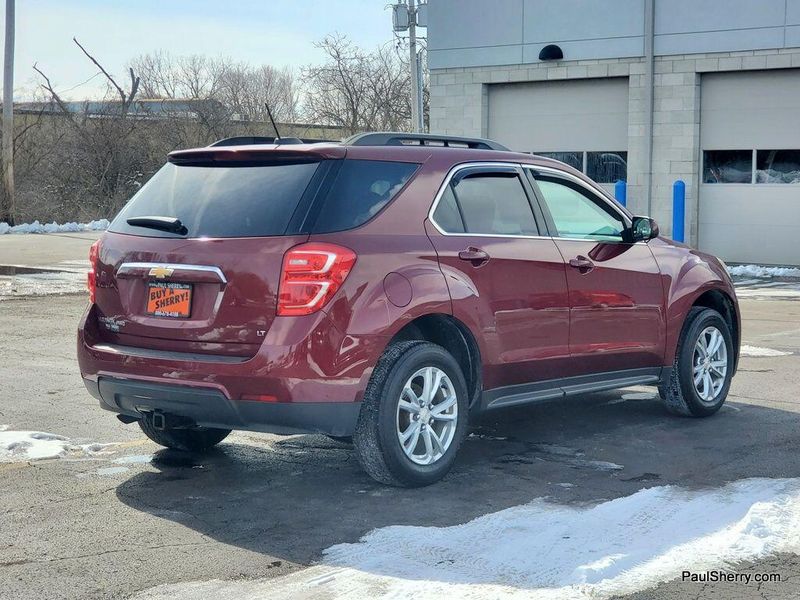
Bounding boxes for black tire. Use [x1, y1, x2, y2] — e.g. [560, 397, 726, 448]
[353, 341, 469, 487]
[659, 306, 734, 417]
[138, 415, 231, 451]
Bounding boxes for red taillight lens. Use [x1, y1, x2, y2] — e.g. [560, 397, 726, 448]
[87, 240, 100, 303]
[277, 242, 356, 316]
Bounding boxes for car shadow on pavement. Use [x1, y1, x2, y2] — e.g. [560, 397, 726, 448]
[115, 387, 800, 568]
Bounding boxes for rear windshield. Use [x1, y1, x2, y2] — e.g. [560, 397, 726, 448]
[110, 161, 320, 238]
[311, 159, 419, 233]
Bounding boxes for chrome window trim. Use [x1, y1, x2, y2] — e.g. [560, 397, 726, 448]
[427, 161, 545, 240]
[427, 161, 637, 243]
[117, 262, 228, 284]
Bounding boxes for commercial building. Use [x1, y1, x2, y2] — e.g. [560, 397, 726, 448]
[428, 0, 800, 265]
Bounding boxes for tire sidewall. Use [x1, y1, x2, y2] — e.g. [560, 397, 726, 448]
[376, 345, 469, 486]
[677, 309, 734, 416]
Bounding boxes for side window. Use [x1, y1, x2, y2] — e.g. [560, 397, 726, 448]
[449, 172, 538, 236]
[312, 159, 419, 233]
[535, 176, 625, 241]
[432, 186, 465, 233]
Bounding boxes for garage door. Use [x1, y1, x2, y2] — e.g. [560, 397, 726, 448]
[488, 78, 629, 191]
[700, 69, 800, 266]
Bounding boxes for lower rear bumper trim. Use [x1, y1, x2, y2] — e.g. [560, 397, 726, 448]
[88, 377, 361, 437]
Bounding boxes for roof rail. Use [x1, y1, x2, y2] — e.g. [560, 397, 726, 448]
[209, 136, 328, 147]
[343, 132, 509, 151]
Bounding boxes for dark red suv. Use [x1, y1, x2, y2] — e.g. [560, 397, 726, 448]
[77, 132, 740, 487]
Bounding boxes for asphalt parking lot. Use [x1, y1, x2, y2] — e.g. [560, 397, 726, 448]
[1, 234, 799, 600]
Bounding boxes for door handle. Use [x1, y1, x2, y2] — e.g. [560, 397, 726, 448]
[458, 247, 490, 266]
[569, 256, 594, 273]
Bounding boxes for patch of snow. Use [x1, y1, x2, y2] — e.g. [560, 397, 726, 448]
[467, 433, 509, 441]
[740, 345, 792, 357]
[0, 430, 115, 462]
[735, 287, 800, 299]
[621, 392, 657, 401]
[113, 454, 153, 465]
[0, 269, 86, 299]
[79, 442, 116, 455]
[581, 460, 624, 472]
[0, 431, 71, 461]
[523, 444, 624, 472]
[0, 218, 109, 235]
[728, 264, 800, 279]
[132, 478, 800, 600]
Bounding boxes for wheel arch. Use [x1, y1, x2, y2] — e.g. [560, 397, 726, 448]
[666, 286, 739, 373]
[389, 313, 482, 412]
[690, 289, 740, 372]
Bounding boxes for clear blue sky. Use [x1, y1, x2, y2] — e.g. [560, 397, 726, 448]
[6, 0, 397, 99]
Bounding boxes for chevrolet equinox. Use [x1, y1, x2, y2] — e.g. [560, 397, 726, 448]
[77, 132, 740, 487]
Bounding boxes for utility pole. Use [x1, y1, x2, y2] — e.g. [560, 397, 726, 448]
[2, 0, 14, 225]
[408, 0, 421, 133]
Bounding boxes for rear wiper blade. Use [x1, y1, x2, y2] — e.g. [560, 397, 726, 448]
[126, 216, 188, 235]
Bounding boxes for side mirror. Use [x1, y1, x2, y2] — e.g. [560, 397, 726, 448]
[627, 216, 659, 242]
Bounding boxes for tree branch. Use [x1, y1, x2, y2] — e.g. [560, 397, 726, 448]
[73, 37, 128, 104]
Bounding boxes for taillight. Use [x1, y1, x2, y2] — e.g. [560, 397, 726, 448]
[277, 243, 356, 316]
[87, 240, 100, 303]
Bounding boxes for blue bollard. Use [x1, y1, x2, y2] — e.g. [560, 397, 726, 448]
[672, 180, 685, 243]
[614, 180, 626, 207]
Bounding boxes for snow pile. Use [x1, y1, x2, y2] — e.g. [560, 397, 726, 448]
[134, 478, 800, 600]
[0, 431, 72, 461]
[0, 219, 109, 235]
[740, 345, 792, 357]
[728, 264, 800, 278]
[0, 269, 87, 300]
[0, 430, 114, 462]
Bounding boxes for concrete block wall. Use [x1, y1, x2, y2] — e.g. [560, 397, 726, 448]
[430, 48, 800, 245]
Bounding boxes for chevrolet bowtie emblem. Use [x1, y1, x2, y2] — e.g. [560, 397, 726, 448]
[149, 266, 174, 279]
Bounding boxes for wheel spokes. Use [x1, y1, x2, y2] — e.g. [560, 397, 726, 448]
[422, 427, 433, 459]
[396, 366, 459, 465]
[431, 395, 456, 415]
[428, 427, 445, 455]
[399, 400, 420, 415]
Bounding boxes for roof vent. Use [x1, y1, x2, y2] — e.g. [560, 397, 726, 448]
[539, 44, 563, 61]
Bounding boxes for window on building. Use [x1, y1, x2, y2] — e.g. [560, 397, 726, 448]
[535, 152, 583, 172]
[756, 150, 800, 184]
[534, 151, 627, 183]
[587, 151, 627, 183]
[447, 172, 538, 236]
[702, 150, 752, 184]
[534, 176, 625, 242]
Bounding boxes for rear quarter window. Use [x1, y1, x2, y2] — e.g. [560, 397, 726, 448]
[110, 161, 320, 238]
[310, 159, 419, 233]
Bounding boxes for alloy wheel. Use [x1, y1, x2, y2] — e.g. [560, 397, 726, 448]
[692, 326, 728, 403]
[395, 366, 458, 465]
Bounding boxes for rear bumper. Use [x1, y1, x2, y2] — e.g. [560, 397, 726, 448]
[85, 376, 362, 436]
[78, 300, 389, 402]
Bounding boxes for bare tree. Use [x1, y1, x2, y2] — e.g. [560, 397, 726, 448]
[218, 64, 299, 123]
[301, 35, 413, 135]
[32, 38, 147, 219]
